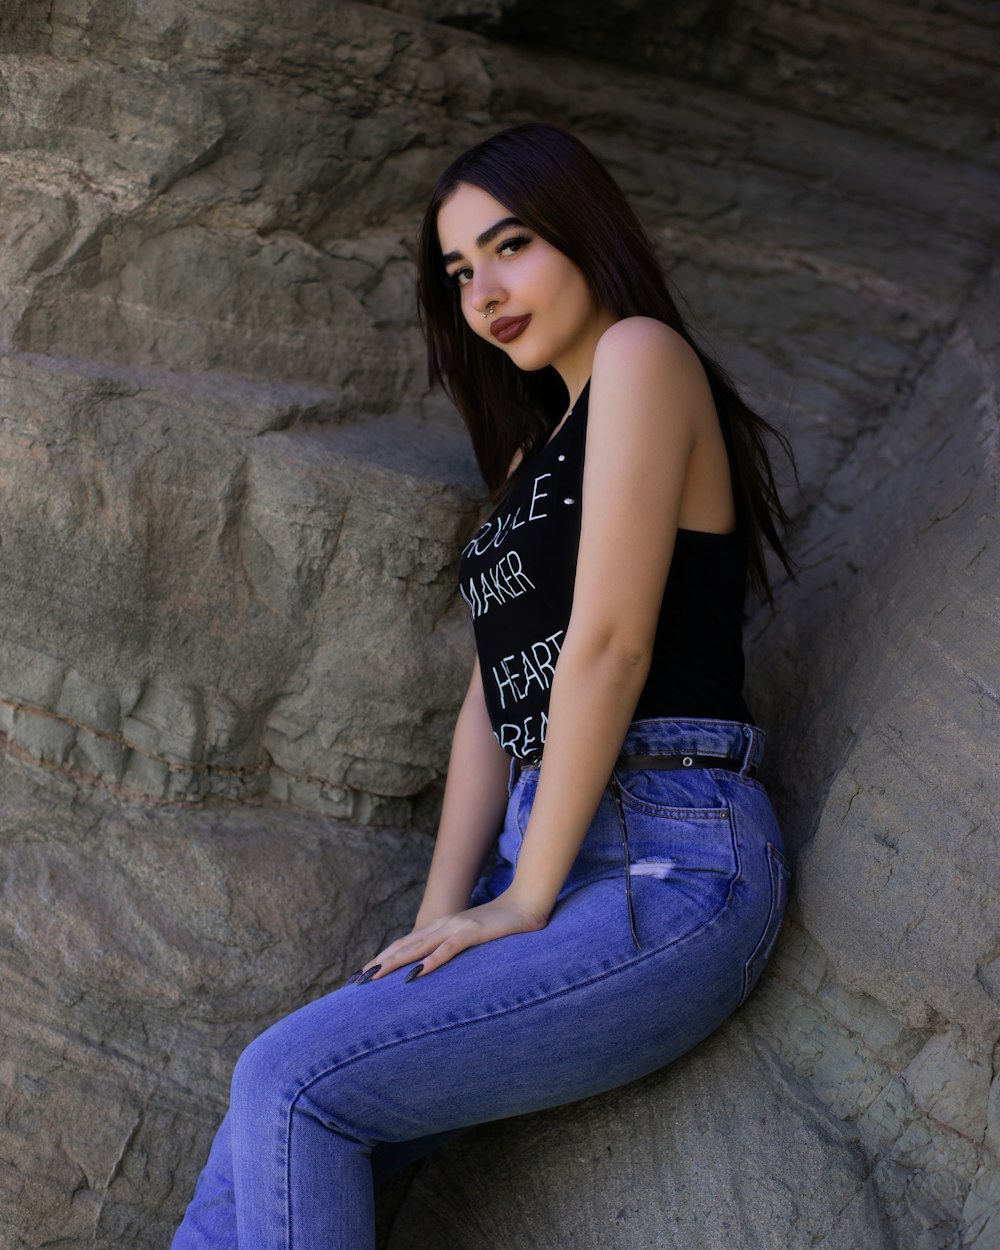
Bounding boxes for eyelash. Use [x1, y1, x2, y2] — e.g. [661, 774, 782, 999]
[446, 234, 531, 288]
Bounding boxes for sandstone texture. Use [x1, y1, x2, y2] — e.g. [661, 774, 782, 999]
[0, 1, 997, 1248]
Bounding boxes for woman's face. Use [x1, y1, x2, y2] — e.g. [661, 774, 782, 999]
[436, 182, 614, 387]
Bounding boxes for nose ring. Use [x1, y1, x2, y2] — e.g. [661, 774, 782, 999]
[482, 302, 495, 319]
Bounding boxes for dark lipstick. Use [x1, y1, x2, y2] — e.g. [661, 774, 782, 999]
[489, 315, 531, 343]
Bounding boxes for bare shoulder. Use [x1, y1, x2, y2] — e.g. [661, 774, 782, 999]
[594, 316, 700, 369]
[591, 317, 712, 426]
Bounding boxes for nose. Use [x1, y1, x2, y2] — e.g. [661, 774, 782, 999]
[470, 276, 504, 319]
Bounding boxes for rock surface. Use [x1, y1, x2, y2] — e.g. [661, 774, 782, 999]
[0, 748, 434, 1249]
[0, 1, 997, 1247]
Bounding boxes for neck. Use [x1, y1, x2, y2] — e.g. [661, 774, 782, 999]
[553, 309, 619, 411]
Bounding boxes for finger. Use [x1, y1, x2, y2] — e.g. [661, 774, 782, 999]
[359, 929, 466, 984]
[362, 924, 438, 970]
[405, 932, 472, 979]
[355, 927, 456, 982]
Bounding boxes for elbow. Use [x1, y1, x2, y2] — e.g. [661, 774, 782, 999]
[564, 626, 654, 686]
[609, 637, 654, 683]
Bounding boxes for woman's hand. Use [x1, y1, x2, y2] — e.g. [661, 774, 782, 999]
[349, 892, 549, 984]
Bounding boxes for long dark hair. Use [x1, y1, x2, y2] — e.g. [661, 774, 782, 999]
[417, 122, 794, 599]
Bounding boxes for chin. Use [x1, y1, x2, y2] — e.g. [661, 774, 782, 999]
[501, 343, 553, 372]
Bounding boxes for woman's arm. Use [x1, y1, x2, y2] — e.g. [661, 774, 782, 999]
[356, 318, 726, 980]
[505, 319, 724, 916]
[413, 656, 511, 927]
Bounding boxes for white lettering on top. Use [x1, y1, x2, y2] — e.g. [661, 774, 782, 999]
[528, 473, 550, 522]
[496, 710, 549, 759]
[490, 630, 564, 710]
[461, 472, 553, 561]
[459, 549, 536, 620]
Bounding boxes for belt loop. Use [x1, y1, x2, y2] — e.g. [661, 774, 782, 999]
[507, 755, 519, 796]
[738, 724, 757, 778]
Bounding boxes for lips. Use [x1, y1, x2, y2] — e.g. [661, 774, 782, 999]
[489, 314, 531, 343]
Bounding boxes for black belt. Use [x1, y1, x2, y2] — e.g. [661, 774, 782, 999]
[618, 752, 756, 776]
[514, 751, 756, 779]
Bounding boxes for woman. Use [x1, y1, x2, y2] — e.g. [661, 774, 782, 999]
[172, 122, 793, 1249]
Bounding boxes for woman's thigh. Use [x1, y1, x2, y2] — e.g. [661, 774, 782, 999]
[233, 773, 785, 1149]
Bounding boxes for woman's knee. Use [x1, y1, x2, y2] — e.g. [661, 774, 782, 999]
[228, 1005, 384, 1148]
[230, 1012, 305, 1113]
[229, 993, 366, 1119]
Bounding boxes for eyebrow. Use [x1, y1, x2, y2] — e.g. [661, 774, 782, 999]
[441, 216, 525, 268]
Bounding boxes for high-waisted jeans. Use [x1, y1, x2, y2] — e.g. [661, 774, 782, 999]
[171, 718, 790, 1249]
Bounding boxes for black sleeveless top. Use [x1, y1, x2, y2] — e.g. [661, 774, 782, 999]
[458, 380, 752, 759]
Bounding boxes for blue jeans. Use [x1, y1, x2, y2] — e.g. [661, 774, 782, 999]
[171, 718, 789, 1249]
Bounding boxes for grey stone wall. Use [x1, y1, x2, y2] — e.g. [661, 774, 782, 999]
[0, 2, 996, 1247]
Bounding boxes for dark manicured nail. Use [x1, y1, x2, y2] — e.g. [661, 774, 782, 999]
[344, 969, 364, 985]
[357, 964, 381, 984]
[404, 964, 424, 983]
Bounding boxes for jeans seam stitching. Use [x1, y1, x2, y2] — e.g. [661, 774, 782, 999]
[738, 842, 787, 1005]
[285, 1092, 294, 1250]
[616, 799, 730, 819]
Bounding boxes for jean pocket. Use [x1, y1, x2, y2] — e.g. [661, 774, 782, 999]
[739, 842, 790, 1006]
[613, 766, 729, 817]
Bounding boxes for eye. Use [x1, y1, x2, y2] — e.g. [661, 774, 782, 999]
[445, 267, 472, 289]
[498, 234, 530, 258]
